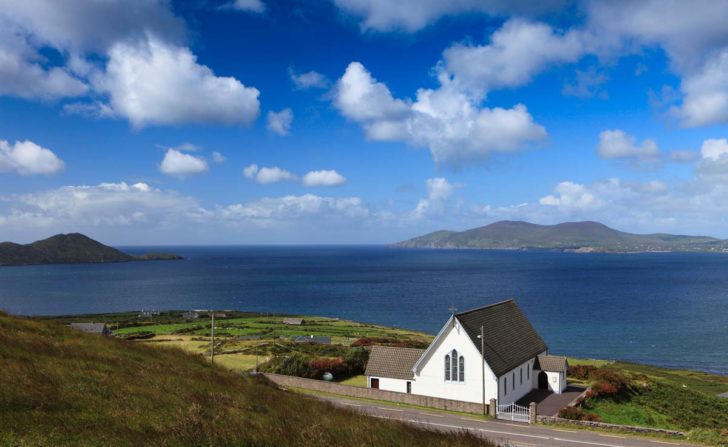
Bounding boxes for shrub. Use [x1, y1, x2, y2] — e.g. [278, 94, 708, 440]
[351, 337, 428, 349]
[308, 358, 349, 380]
[271, 353, 312, 377]
[567, 365, 597, 380]
[584, 368, 630, 399]
[558, 406, 601, 422]
[343, 347, 369, 375]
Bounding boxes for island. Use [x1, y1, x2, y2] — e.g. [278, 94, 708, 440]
[0, 233, 182, 266]
[394, 220, 728, 253]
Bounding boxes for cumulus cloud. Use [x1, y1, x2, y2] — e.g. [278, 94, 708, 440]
[0, 31, 88, 99]
[334, 62, 546, 166]
[159, 149, 209, 176]
[597, 129, 659, 162]
[442, 19, 584, 96]
[332, 0, 565, 32]
[244, 165, 347, 187]
[95, 36, 260, 128]
[302, 170, 347, 187]
[267, 108, 293, 135]
[212, 152, 226, 163]
[289, 68, 329, 89]
[539, 181, 603, 211]
[243, 164, 297, 184]
[220, 194, 368, 221]
[412, 177, 458, 218]
[0, 139, 65, 175]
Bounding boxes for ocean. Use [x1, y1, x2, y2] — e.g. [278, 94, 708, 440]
[1, 246, 726, 375]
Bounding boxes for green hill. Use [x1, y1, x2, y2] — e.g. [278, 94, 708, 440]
[395, 220, 728, 253]
[0, 311, 487, 447]
[0, 233, 180, 266]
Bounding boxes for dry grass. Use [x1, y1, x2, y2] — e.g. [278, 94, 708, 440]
[0, 312, 494, 447]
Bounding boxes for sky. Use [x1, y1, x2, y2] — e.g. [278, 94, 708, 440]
[1, 0, 728, 244]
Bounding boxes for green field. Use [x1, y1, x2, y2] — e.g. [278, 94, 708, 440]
[0, 311, 490, 447]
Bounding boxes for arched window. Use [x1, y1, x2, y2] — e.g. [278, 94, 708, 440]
[445, 355, 451, 381]
[512, 372, 515, 390]
[504, 376, 507, 395]
[458, 356, 465, 381]
[451, 350, 458, 382]
[527, 363, 530, 380]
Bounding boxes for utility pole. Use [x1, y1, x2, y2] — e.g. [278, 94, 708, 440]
[210, 310, 215, 365]
[481, 325, 486, 416]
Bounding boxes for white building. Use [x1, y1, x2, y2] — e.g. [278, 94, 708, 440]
[364, 299, 568, 405]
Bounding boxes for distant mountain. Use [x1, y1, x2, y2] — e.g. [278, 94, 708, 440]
[0, 233, 182, 266]
[394, 221, 728, 253]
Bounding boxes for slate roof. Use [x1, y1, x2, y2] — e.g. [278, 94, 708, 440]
[455, 299, 548, 377]
[365, 346, 425, 380]
[534, 354, 568, 372]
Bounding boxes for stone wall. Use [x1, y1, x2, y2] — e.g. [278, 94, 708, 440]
[263, 373, 487, 414]
[537, 416, 685, 437]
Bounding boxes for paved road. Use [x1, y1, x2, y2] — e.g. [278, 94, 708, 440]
[314, 394, 698, 447]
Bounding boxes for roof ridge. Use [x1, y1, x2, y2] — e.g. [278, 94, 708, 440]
[455, 298, 515, 316]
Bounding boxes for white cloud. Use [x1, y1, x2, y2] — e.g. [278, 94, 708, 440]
[332, 0, 565, 32]
[212, 152, 226, 163]
[672, 50, 728, 127]
[539, 181, 604, 211]
[0, 181, 198, 232]
[562, 67, 608, 99]
[412, 177, 458, 218]
[267, 108, 293, 135]
[0, 139, 65, 175]
[700, 138, 728, 161]
[442, 19, 584, 96]
[597, 129, 659, 161]
[334, 62, 546, 166]
[95, 36, 260, 128]
[220, 194, 368, 221]
[289, 68, 329, 90]
[159, 149, 208, 176]
[243, 164, 297, 184]
[0, 0, 184, 53]
[0, 31, 88, 99]
[302, 170, 347, 187]
[227, 0, 266, 13]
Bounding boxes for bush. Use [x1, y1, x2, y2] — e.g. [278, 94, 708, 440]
[308, 358, 349, 380]
[584, 368, 630, 399]
[270, 353, 312, 377]
[567, 365, 597, 380]
[558, 406, 601, 422]
[343, 347, 369, 375]
[351, 337, 429, 349]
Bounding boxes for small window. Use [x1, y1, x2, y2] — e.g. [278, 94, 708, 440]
[512, 372, 515, 390]
[445, 355, 451, 381]
[504, 377, 507, 395]
[527, 364, 530, 380]
[458, 356, 464, 382]
[520, 368, 523, 385]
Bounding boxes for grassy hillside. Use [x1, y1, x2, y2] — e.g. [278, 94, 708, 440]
[0, 233, 180, 266]
[0, 312, 488, 447]
[567, 359, 728, 446]
[395, 220, 728, 253]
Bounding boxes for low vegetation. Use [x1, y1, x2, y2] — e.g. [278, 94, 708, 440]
[0, 311, 491, 446]
[567, 360, 728, 445]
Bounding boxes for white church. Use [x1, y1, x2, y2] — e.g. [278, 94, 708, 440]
[364, 299, 567, 405]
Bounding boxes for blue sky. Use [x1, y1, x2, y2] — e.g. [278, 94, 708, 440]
[1, 0, 728, 244]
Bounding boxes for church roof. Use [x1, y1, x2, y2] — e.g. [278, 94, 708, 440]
[455, 299, 548, 377]
[365, 346, 425, 380]
[534, 354, 568, 372]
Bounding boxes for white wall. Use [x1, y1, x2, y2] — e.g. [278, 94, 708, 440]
[544, 371, 566, 394]
[411, 317, 498, 404]
[497, 358, 536, 404]
[368, 376, 411, 393]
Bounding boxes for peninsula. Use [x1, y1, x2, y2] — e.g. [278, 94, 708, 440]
[395, 220, 728, 253]
[0, 233, 181, 267]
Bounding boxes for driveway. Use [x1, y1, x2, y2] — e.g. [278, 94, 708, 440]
[517, 386, 586, 416]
